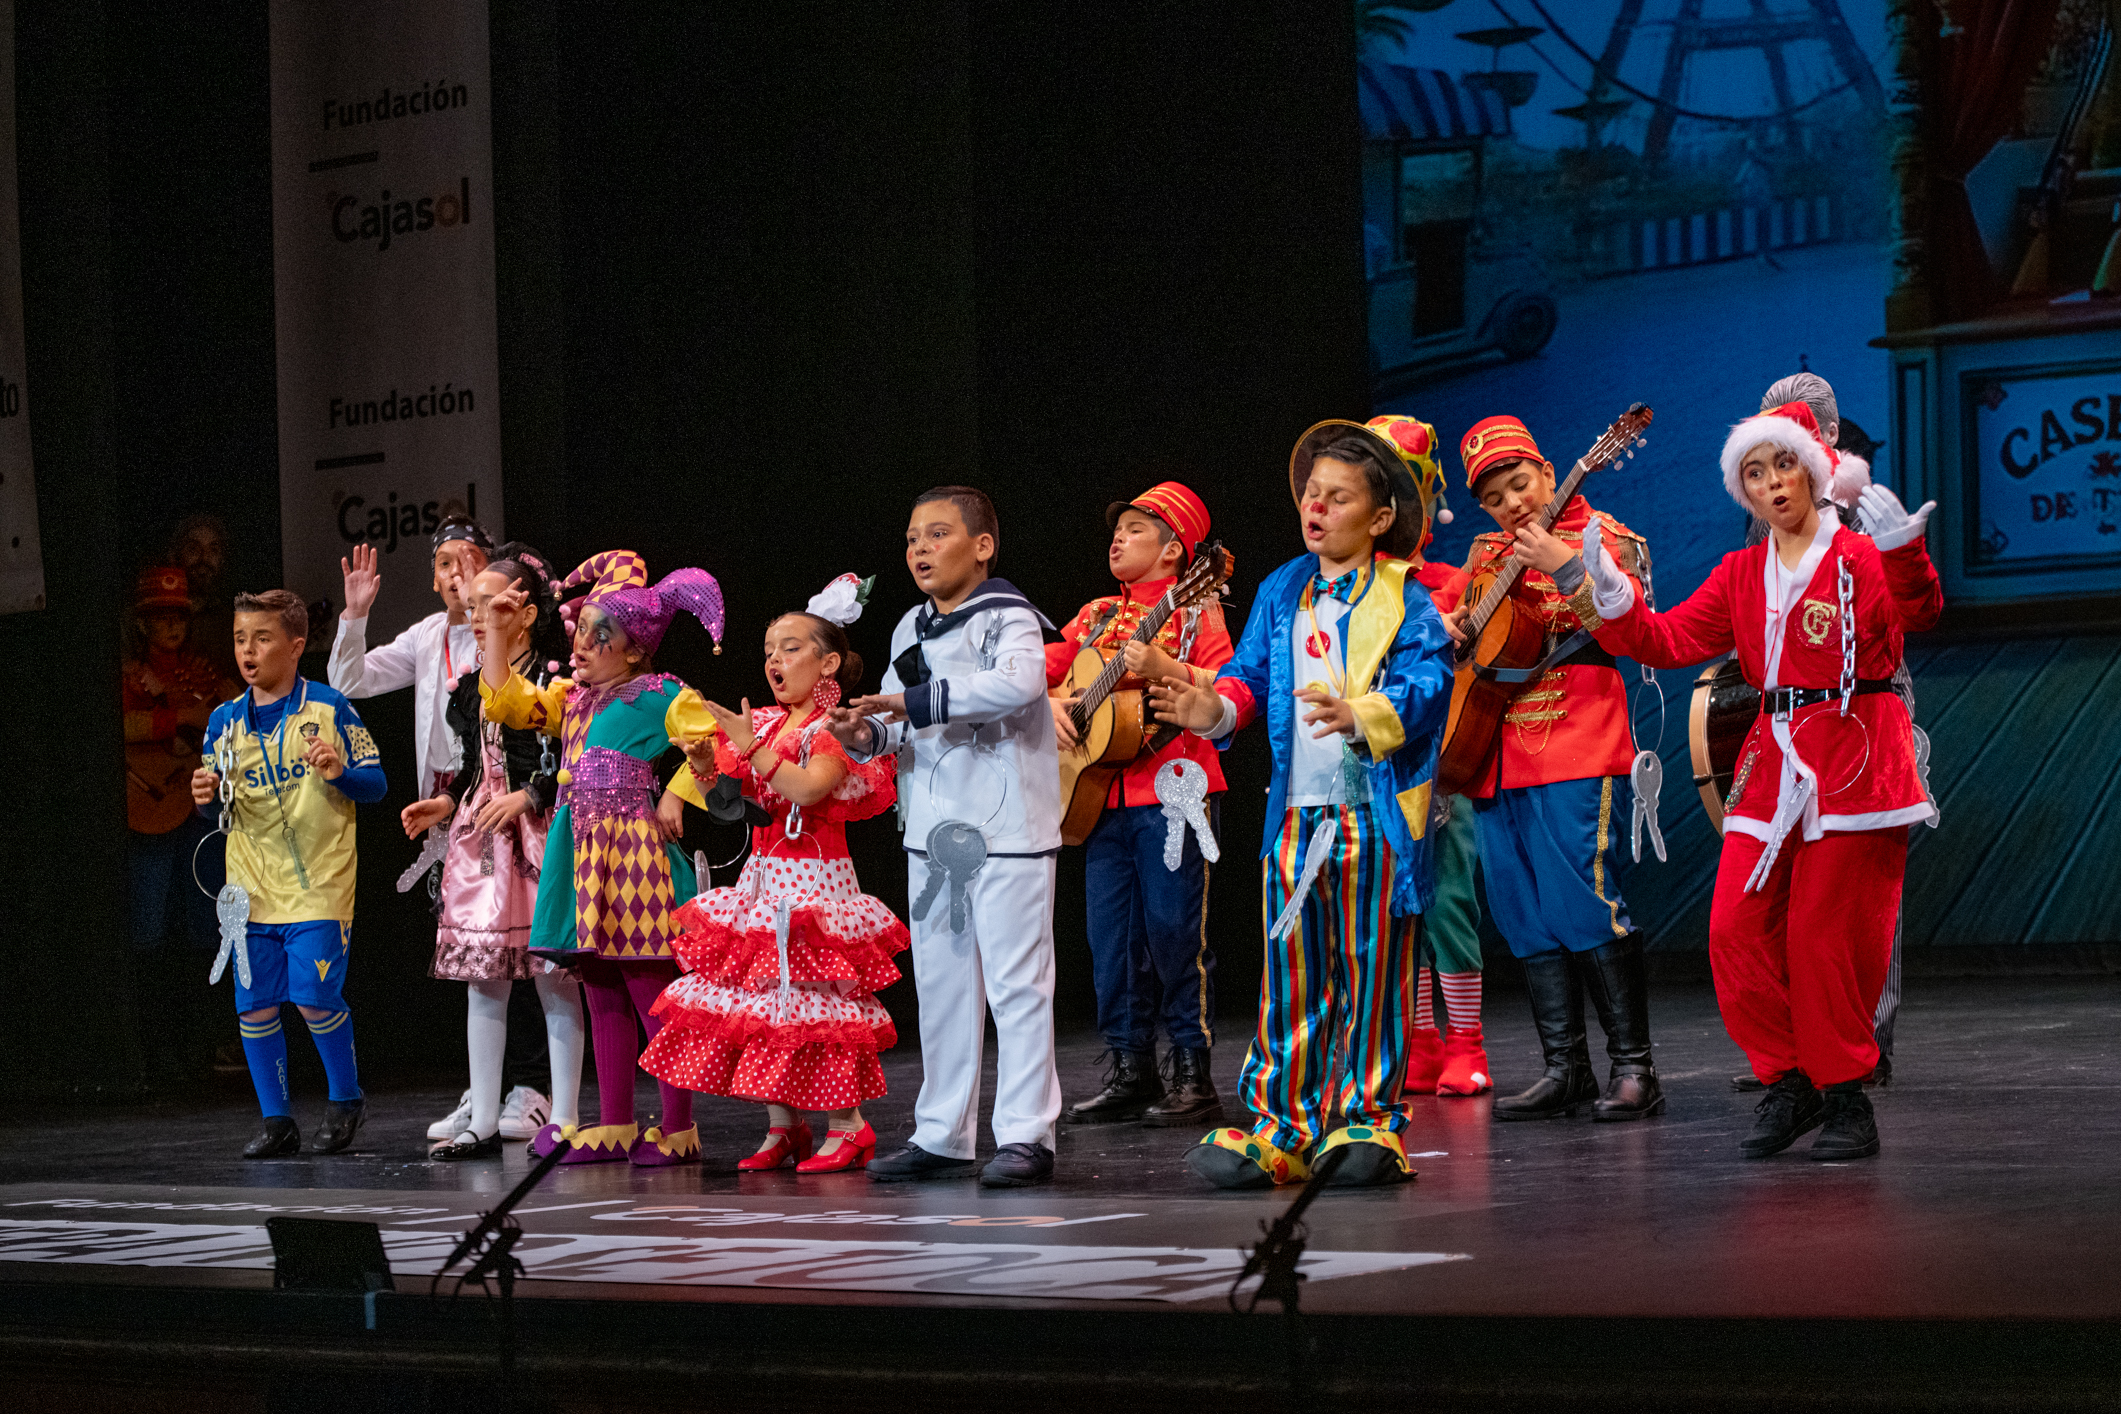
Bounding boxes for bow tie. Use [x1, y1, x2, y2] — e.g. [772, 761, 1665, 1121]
[1311, 570, 1358, 603]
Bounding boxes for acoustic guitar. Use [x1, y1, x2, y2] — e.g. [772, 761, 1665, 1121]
[128, 737, 205, 834]
[1054, 541, 1234, 846]
[1434, 403, 1654, 796]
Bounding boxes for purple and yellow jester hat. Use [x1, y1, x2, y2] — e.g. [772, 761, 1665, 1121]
[560, 550, 726, 656]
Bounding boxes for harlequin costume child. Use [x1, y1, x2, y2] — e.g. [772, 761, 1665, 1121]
[481, 550, 723, 1166]
[642, 575, 909, 1173]
[1164, 415, 1453, 1189]
[1452, 414, 1664, 1124]
[1578, 402, 1940, 1159]
[1044, 481, 1235, 1128]
[1390, 428, 1491, 1099]
[195, 590, 388, 1158]
[423, 545, 586, 1161]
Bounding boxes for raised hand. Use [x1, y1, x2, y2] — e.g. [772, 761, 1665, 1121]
[305, 732, 345, 782]
[191, 766, 220, 806]
[825, 703, 876, 753]
[848, 692, 907, 724]
[340, 543, 381, 620]
[1510, 520, 1574, 575]
[1294, 686, 1356, 740]
[1857, 484, 1937, 552]
[704, 697, 757, 754]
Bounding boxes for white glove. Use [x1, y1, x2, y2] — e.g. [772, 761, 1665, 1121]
[1582, 516, 1636, 619]
[1858, 484, 1936, 552]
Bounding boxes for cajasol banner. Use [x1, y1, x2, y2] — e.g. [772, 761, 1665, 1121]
[270, 0, 502, 638]
[0, 0, 43, 617]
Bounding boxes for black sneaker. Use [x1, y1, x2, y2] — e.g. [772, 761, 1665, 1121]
[243, 1115, 301, 1159]
[1739, 1072, 1823, 1158]
[310, 1098, 366, 1154]
[979, 1142, 1054, 1188]
[866, 1142, 978, 1183]
[1809, 1083, 1880, 1160]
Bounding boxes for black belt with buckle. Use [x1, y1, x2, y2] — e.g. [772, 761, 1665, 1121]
[1761, 680, 1893, 715]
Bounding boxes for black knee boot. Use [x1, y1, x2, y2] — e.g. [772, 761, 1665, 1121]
[1492, 952, 1597, 1121]
[1578, 931, 1665, 1121]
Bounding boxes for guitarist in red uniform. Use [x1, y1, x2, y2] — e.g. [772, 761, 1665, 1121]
[1045, 481, 1234, 1127]
[1443, 416, 1665, 1123]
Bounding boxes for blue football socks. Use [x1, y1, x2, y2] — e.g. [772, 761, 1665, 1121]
[238, 1012, 292, 1117]
[303, 1009, 363, 1103]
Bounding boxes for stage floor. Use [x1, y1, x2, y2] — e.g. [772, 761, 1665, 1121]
[4, 976, 2119, 1318]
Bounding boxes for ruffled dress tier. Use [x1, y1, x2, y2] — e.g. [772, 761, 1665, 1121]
[642, 714, 907, 1111]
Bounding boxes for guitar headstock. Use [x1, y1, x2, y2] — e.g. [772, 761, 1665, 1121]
[1175, 539, 1235, 608]
[1584, 402, 1653, 473]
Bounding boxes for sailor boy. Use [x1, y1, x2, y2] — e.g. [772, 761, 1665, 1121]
[829, 485, 1066, 1188]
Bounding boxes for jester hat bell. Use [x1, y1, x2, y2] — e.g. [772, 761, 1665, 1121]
[1289, 414, 1441, 550]
[561, 550, 726, 657]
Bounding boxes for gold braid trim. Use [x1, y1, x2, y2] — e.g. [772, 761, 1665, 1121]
[1566, 582, 1603, 633]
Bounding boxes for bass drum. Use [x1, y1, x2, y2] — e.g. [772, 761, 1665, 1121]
[1689, 654, 1760, 835]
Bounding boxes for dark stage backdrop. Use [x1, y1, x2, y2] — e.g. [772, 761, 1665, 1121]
[0, 0, 1367, 1099]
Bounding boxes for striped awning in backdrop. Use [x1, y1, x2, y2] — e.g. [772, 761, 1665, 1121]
[1358, 63, 1511, 143]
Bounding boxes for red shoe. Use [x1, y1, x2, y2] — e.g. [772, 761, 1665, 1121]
[737, 1122, 815, 1171]
[1403, 1026, 1445, 1095]
[794, 1121, 876, 1173]
[1437, 1027, 1492, 1096]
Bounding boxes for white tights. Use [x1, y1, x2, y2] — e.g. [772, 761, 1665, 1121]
[464, 972, 585, 1139]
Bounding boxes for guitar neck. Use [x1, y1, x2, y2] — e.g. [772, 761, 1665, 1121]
[1072, 593, 1179, 723]
[1464, 456, 1597, 638]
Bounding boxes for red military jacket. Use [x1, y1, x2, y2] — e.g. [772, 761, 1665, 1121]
[1044, 575, 1234, 806]
[1593, 518, 1943, 840]
[1456, 496, 1646, 796]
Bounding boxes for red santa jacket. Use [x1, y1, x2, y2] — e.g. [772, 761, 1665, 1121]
[1592, 520, 1943, 840]
[1456, 496, 1646, 796]
[1044, 575, 1234, 806]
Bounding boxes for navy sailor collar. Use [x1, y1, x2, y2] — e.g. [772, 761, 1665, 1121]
[912, 577, 1056, 639]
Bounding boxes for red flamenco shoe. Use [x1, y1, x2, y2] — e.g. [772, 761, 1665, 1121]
[1403, 1025, 1445, 1095]
[794, 1121, 877, 1173]
[1437, 1026, 1493, 1096]
[736, 1122, 815, 1171]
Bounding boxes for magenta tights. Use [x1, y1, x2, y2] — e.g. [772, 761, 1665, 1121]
[578, 956, 692, 1132]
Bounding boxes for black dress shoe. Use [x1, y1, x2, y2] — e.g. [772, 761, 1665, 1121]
[979, 1142, 1054, 1188]
[429, 1129, 504, 1161]
[1809, 1082, 1880, 1160]
[1731, 1072, 1765, 1092]
[310, 1098, 367, 1154]
[1739, 1072, 1823, 1158]
[1062, 1049, 1163, 1125]
[1492, 953, 1599, 1121]
[243, 1115, 301, 1159]
[1141, 1046, 1223, 1127]
[866, 1142, 978, 1182]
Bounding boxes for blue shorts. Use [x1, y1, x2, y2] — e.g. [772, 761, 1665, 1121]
[234, 920, 351, 1012]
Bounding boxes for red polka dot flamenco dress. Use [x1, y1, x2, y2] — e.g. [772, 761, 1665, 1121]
[641, 713, 907, 1111]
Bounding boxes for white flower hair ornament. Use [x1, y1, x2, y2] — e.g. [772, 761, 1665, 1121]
[805, 573, 873, 627]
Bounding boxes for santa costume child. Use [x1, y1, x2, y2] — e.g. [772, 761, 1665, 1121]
[1577, 401, 1941, 1160]
[643, 574, 909, 1173]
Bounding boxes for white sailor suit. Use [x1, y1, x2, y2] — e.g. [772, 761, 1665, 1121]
[855, 579, 1064, 1158]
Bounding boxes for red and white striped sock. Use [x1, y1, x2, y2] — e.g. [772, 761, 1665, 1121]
[1439, 971, 1483, 1032]
[1413, 966, 1437, 1032]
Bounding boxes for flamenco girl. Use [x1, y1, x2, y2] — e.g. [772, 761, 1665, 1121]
[481, 550, 723, 1166]
[1575, 401, 1940, 1162]
[404, 543, 585, 1160]
[642, 574, 908, 1173]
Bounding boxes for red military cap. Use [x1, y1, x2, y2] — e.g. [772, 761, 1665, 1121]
[1107, 480, 1211, 562]
[134, 564, 191, 611]
[1460, 415, 1547, 490]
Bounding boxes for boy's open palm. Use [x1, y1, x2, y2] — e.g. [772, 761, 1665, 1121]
[1148, 675, 1221, 733]
[340, 543, 381, 619]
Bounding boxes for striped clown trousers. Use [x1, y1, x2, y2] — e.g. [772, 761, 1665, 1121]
[1241, 804, 1417, 1153]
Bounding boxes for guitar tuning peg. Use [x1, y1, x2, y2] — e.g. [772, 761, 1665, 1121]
[1626, 449, 1635, 459]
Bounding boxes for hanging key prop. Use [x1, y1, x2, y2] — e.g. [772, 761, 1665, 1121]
[197, 726, 253, 990]
[1630, 751, 1666, 863]
[907, 735, 1009, 934]
[1154, 758, 1219, 872]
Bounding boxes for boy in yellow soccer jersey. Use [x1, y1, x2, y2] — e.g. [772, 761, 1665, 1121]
[193, 590, 387, 1157]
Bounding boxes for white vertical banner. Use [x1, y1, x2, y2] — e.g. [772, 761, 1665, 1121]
[270, 0, 502, 636]
[0, 0, 44, 616]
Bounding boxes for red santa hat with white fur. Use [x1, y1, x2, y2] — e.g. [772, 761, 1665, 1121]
[1718, 400, 1870, 514]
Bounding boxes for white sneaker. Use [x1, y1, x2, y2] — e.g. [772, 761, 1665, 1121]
[426, 1089, 474, 1142]
[498, 1085, 551, 1141]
